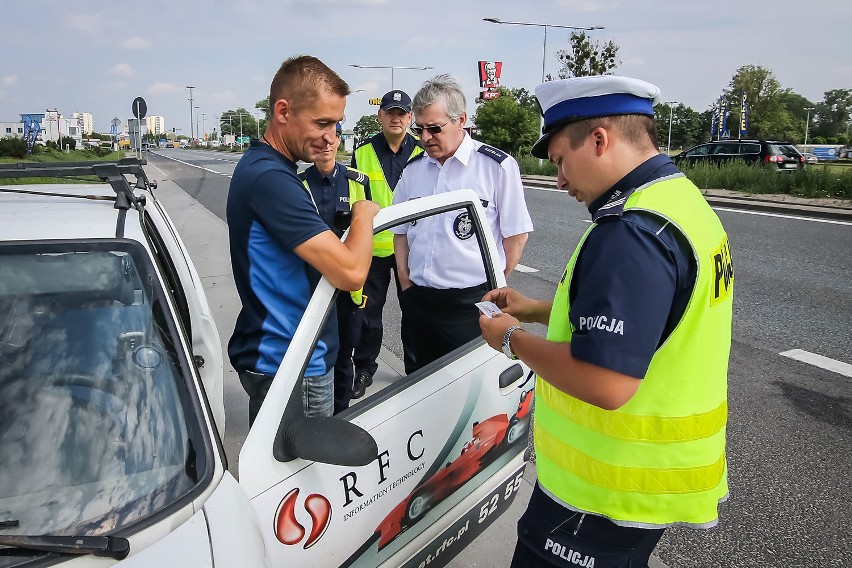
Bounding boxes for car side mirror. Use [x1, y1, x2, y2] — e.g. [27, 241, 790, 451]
[276, 417, 378, 466]
[273, 376, 378, 466]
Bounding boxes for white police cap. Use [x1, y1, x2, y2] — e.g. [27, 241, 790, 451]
[531, 75, 662, 159]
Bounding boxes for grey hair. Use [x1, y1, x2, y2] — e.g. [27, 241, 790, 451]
[412, 74, 466, 119]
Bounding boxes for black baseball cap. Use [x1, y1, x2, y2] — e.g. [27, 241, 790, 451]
[380, 90, 412, 113]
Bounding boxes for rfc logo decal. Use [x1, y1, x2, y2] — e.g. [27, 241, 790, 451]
[453, 212, 474, 240]
[711, 237, 734, 306]
[274, 488, 332, 549]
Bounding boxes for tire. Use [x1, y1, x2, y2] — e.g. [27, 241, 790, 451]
[506, 417, 527, 445]
[404, 487, 433, 524]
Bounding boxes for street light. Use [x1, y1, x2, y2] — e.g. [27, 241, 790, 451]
[482, 18, 604, 83]
[803, 107, 815, 147]
[200, 113, 206, 143]
[186, 86, 196, 142]
[666, 101, 679, 154]
[348, 64, 434, 90]
[194, 106, 200, 146]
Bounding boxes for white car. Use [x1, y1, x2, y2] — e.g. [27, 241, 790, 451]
[802, 152, 819, 164]
[0, 160, 532, 567]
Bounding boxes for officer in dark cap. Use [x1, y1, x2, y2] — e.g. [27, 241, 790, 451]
[479, 75, 734, 567]
[349, 90, 423, 397]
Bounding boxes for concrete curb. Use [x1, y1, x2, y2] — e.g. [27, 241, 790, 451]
[520, 176, 852, 222]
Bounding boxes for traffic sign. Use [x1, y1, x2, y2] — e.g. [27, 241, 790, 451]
[237, 136, 251, 144]
[132, 97, 148, 120]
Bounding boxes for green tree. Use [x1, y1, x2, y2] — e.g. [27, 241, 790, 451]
[813, 88, 852, 139]
[654, 103, 708, 151]
[553, 31, 620, 79]
[723, 65, 797, 140]
[255, 97, 270, 134]
[473, 87, 539, 155]
[353, 114, 380, 145]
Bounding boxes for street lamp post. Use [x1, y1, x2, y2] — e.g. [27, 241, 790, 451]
[666, 101, 679, 154]
[194, 106, 200, 146]
[348, 64, 434, 90]
[200, 113, 206, 143]
[186, 86, 196, 142]
[804, 107, 815, 147]
[482, 18, 604, 84]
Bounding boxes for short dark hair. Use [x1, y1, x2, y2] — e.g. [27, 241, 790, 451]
[269, 55, 350, 113]
[563, 114, 658, 150]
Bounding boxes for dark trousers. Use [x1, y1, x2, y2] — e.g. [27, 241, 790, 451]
[511, 484, 665, 568]
[399, 282, 488, 374]
[353, 255, 405, 378]
[333, 292, 363, 414]
[238, 369, 273, 427]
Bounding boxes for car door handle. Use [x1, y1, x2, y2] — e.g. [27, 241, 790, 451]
[498, 364, 524, 389]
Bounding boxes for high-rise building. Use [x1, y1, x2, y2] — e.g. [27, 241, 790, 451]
[146, 115, 166, 135]
[72, 112, 94, 135]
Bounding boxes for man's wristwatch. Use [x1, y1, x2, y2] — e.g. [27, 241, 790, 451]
[501, 325, 523, 360]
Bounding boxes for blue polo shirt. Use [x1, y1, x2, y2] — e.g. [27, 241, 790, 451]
[568, 154, 697, 379]
[227, 140, 338, 377]
[351, 132, 420, 190]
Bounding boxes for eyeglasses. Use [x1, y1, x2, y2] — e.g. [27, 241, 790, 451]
[411, 119, 454, 136]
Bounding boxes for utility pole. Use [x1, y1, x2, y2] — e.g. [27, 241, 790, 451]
[186, 85, 196, 142]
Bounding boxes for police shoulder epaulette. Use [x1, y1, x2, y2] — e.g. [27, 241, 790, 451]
[344, 167, 369, 187]
[477, 144, 509, 164]
[404, 152, 425, 168]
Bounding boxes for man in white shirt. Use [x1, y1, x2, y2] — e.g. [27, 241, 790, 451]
[390, 74, 533, 373]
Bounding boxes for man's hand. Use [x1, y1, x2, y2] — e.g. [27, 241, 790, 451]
[351, 199, 381, 218]
[479, 313, 520, 352]
[482, 287, 551, 325]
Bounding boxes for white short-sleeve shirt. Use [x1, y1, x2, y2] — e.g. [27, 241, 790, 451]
[390, 134, 533, 289]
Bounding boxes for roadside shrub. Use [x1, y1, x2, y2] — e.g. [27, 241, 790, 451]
[0, 136, 28, 158]
[680, 160, 852, 199]
[59, 136, 76, 151]
[515, 153, 557, 176]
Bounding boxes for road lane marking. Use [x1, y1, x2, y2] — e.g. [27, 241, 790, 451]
[713, 207, 852, 226]
[779, 349, 852, 377]
[153, 153, 233, 177]
[514, 264, 538, 273]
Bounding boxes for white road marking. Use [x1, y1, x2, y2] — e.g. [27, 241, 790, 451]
[779, 349, 852, 377]
[713, 207, 852, 226]
[514, 264, 538, 273]
[153, 153, 233, 177]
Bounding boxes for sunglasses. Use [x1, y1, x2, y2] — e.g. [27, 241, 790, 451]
[411, 119, 454, 136]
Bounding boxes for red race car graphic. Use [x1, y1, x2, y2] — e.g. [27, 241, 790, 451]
[375, 389, 533, 550]
[274, 488, 332, 549]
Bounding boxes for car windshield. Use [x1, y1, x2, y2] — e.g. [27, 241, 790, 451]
[0, 242, 207, 545]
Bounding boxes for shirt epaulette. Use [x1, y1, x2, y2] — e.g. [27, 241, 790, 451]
[297, 170, 307, 182]
[404, 152, 426, 168]
[477, 144, 509, 164]
[344, 166, 370, 188]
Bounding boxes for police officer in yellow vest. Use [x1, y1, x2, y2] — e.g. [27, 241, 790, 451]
[350, 90, 423, 397]
[301, 122, 371, 413]
[479, 76, 734, 567]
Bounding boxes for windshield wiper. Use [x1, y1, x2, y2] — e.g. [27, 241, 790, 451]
[0, 534, 129, 559]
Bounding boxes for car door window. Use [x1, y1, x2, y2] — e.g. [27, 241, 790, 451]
[686, 145, 711, 157]
[739, 143, 761, 155]
[239, 190, 533, 568]
[711, 143, 739, 155]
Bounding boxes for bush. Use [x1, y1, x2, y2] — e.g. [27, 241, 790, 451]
[515, 153, 557, 176]
[0, 136, 28, 158]
[59, 136, 76, 151]
[679, 160, 852, 199]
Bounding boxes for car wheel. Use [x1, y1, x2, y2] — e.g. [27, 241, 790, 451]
[506, 417, 527, 445]
[404, 487, 433, 524]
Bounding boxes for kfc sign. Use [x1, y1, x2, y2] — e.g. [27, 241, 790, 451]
[478, 61, 502, 101]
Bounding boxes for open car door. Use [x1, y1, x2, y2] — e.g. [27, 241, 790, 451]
[239, 189, 534, 568]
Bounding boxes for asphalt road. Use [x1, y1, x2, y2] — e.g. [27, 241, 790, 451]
[147, 148, 852, 567]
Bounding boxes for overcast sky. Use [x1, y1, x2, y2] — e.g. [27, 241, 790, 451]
[1, 0, 849, 137]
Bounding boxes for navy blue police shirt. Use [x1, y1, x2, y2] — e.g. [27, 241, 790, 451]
[226, 140, 338, 378]
[302, 162, 349, 238]
[351, 132, 419, 190]
[568, 154, 697, 379]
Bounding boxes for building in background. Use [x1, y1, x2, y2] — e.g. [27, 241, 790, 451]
[73, 112, 94, 135]
[146, 115, 166, 136]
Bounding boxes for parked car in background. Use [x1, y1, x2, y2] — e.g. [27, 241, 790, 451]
[673, 139, 805, 171]
[802, 153, 819, 164]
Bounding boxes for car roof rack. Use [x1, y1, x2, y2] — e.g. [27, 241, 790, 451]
[0, 158, 154, 212]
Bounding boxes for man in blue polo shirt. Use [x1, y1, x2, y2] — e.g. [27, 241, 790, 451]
[227, 56, 379, 424]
